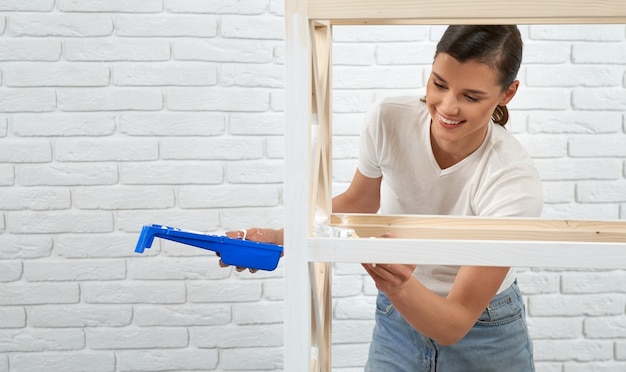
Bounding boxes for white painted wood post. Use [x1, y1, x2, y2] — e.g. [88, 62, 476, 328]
[284, 0, 314, 371]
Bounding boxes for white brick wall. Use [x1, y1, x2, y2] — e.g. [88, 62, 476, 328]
[0, 1, 624, 371]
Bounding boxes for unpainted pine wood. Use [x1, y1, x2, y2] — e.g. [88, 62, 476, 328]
[310, 20, 333, 218]
[308, 20, 333, 372]
[308, 0, 626, 24]
[309, 261, 332, 372]
[330, 214, 626, 243]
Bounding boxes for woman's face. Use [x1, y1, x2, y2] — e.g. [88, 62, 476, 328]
[426, 53, 518, 161]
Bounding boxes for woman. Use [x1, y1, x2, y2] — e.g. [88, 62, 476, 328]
[226, 25, 542, 371]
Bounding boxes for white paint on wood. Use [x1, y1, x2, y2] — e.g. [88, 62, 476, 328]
[285, 0, 626, 371]
[309, 238, 626, 268]
[284, 0, 313, 371]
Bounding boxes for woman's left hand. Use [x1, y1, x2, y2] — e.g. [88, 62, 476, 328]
[361, 232, 417, 296]
[362, 262, 417, 296]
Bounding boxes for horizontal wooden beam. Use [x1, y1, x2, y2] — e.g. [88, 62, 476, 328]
[308, 237, 626, 268]
[308, 0, 626, 24]
[330, 214, 626, 243]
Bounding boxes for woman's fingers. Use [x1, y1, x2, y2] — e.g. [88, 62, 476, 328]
[219, 258, 257, 273]
[362, 263, 393, 280]
[222, 228, 272, 273]
[235, 266, 258, 273]
[225, 228, 266, 241]
[225, 230, 247, 239]
[363, 262, 417, 294]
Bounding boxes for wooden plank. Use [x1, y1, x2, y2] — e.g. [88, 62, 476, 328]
[308, 0, 626, 24]
[284, 0, 313, 371]
[309, 262, 332, 372]
[309, 21, 333, 219]
[308, 238, 626, 268]
[327, 17, 626, 26]
[330, 214, 626, 243]
[308, 20, 333, 372]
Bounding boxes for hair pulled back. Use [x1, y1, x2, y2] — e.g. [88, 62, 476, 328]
[435, 25, 523, 127]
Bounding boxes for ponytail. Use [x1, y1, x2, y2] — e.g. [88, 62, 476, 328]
[492, 105, 509, 127]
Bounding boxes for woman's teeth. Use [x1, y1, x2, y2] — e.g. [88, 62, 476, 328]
[440, 115, 461, 125]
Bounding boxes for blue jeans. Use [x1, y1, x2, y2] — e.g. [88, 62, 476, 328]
[365, 282, 534, 372]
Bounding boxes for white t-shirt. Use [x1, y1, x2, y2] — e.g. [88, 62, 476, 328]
[358, 96, 544, 296]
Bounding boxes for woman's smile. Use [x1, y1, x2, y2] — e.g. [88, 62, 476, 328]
[426, 53, 518, 167]
[438, 114, 465, 127]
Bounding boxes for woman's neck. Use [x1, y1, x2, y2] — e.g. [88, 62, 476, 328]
[430, 124, 488, 169]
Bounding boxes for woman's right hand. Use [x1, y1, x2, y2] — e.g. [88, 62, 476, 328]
[225, 227, 283, 245]
[219, 227, 284, 273]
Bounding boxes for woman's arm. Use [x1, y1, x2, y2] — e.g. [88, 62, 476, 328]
[336, 171, 506, 344]
[222, 169, 381, 269]
[373, 158, 542, 344]
[364, 263, 509, 346]
[229, 169, 504, 344]
[226, 169, 380, 244]
[332, 169, 382, 213]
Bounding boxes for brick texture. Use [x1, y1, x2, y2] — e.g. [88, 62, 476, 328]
[0, 4, 624, 371]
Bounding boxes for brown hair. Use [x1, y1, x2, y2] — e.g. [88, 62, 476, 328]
[435, 25, 523, 127]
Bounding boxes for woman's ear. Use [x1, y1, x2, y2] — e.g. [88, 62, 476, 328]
[499, 80, 519, 106]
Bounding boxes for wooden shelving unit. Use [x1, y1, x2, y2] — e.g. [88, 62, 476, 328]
[283, 1, 626, 370]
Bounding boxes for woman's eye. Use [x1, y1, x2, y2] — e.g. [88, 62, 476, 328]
[465, 95, 478, 102]
[433, 81, 445, 89]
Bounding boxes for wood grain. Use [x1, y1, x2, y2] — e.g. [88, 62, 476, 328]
[309, 0, 626, 24]
[330, 214, 626, 243]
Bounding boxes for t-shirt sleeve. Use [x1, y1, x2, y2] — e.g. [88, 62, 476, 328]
[357, 103, 384, 179]
[474, 161, 544, 218]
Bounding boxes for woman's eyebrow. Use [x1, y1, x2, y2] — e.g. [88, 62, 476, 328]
[431, 71, 488, 96]
[432, 71, 447, 83]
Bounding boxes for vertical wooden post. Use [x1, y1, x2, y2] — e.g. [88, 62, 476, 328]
[309, 20, 333, 372]
[310, 20, 333, 217]
[285, 2, 333, 371]
[284, 0, 313, 371]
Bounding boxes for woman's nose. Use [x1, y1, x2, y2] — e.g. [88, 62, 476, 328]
[439, 93, 459, 115]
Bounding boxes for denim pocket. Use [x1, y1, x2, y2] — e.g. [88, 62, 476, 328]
[476, 287, 523, 327]
[375, 292, 395, 317]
